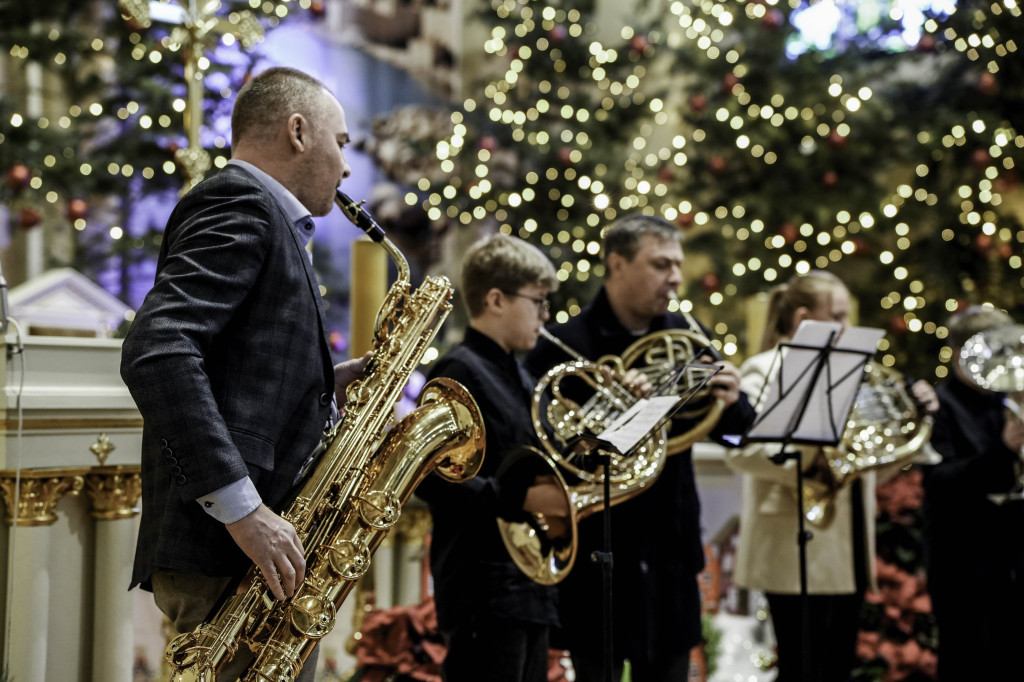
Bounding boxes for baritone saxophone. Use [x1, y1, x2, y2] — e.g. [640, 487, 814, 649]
[163, 190, 486, 682]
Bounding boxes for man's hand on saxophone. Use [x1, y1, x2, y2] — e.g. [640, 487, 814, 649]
[227, 504, 306, 600]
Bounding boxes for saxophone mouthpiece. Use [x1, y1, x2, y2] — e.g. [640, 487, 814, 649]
[335, 189, 386, 243]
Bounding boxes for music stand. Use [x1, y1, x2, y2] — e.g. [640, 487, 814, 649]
[566, 360, 720, 682]
[740, 320, 883, 682]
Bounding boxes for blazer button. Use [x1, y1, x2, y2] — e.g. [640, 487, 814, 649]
[159, 438, 169, 448]
[175, 474, 187, 486]
[170, 466, 182, 475]
[161, 447, 173, 457]
[167, 456, 178, 466]
[319, 392, 332, 406]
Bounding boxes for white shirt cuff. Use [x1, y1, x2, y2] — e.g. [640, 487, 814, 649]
[196, 477, 262, 524]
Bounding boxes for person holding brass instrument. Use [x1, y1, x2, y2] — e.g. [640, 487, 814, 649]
[414, 233, 568, 682]
[724, 271, 939, 682]
[923, 306, 1024, 681]
[120, 67, 369, 682]
[525, 214, 755, 682]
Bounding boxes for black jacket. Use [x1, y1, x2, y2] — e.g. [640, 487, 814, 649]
[415, 327, 559, 631]
[524, 287, 755, 663]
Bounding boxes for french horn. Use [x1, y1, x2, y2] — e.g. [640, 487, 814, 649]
[958, 323, 1024, 503]
[802, 361, 934, 527]
[497, 325, 725, 585]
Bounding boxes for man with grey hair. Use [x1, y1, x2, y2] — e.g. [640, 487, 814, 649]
[924, 305, 1024, 681]
[121, 66, 367, 681]
[526, 212, 755, 682]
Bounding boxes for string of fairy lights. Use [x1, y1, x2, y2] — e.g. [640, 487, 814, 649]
[419, 0, 1022, 377]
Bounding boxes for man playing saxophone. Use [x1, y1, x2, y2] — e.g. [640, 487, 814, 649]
[415, 233, 569, 682]
[525, 214, 755, 682]
[121, 67, 369, 682]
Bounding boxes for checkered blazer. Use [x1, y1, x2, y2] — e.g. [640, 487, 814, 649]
[121, 165, 335, 589]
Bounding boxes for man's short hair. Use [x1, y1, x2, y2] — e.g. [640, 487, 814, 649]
[460, 233, 557, 318]
[946, 305, 1014, 351]
[231, 67, 329, 148]
[602, 213, 680, 262]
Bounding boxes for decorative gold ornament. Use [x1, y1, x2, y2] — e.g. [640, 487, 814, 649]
[116, 0, 266, 191]
[89, 433, 116, 466]
[0, 469, 88, 526]
[84, 466, 142, 520]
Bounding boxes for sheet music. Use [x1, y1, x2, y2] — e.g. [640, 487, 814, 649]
[745, 321, 884, 446]
[597, 395, 680, 454]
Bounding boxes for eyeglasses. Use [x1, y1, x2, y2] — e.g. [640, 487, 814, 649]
[502, 290, 550, 313]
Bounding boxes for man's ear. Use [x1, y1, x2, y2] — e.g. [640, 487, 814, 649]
[605, 252, 623, 277]
[287, 113, 306, 152]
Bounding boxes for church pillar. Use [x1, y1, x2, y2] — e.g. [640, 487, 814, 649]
[84, 464, 141, 682]
[0, 469, 85, 682]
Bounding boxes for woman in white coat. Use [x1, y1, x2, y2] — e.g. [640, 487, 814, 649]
[724, 271, 937, 682]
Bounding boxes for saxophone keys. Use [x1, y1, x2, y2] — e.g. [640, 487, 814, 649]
[289, 594, 336, 638]
[326, 540, 371, 580]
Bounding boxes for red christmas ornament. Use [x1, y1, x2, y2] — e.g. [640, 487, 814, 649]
[722, 72, 740, 93]
[479, 135, 499, 152]
[699, 272, 721, 294]
[309, 1, 326, 18]
[687, 93, 708, 113]
[827, 129, 848, 149]
[557, 146, 574, 166]
[977, 71, 998, 96]
[995, 171, 1020, 193]
[822, 170, 839, 188]
[548, 25, 567, 43]
[629, 34, 651, 55]
[707, 155, 727, 175]
[675, 212, 694, 230]
[18, 206, 42, 229]
[852, 238, 871, 255]
[888, 315, 908, 335]
[916, 34, 936, 52]
[66, 198, 89, 221]
[778, 222, 798, 244]
[999, 243, 1013, 260]
[5, 163, 31, 191]
[658, 166, 675, 182]
[970, 149, 991, 170]
[760, 9, 784, 30]
[973, 233, 993, 255]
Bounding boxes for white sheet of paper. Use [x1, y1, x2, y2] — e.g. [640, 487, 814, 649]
[746, 321, 883, 445]
[598, 395, 680, 454]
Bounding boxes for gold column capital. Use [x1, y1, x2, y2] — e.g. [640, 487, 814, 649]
[395, 506, 432, 546]
[0, 468, 89, 526]
[85, 465, 142, 520]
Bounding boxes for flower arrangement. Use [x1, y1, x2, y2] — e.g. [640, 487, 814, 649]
[853, 467, 938, 682]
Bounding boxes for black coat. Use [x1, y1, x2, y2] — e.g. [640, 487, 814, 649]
[121, 165, 335, 589]
[923, 376, 1024, 679]
[524, 287, 755, 664]
[416, 328, 559, 631]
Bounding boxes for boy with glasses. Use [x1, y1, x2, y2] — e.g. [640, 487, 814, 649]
[415, 233, 568, 682]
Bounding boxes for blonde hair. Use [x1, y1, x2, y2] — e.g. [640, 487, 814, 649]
[760, 270, 847, 352]
[460, 234, 557, 317]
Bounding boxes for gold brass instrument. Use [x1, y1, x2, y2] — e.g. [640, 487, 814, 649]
[164, 191, 486, 682]
[959, 323, 1024, 503]
[497, 325, 724, 585]
[803, 361, 934, 527]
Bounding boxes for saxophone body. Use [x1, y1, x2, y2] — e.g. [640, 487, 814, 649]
[164, 191, 486, 682]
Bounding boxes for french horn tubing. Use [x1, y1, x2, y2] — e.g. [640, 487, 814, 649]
[497, 325, 725, 585]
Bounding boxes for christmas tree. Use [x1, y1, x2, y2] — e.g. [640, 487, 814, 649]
[643, 0, 1023, 380]
[0, 0, 318, 307]
[382, 0, 664, 323]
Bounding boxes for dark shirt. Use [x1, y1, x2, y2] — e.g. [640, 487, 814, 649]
[524, 287, 756, 662]
[415, 327, 559, 631]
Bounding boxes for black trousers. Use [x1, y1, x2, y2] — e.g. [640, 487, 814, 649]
[441, 617, 550, 682]
[572, 652, 693, 682]
[766, 591, 863, 682]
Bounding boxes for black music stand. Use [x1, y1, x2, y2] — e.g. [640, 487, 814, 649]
[740, 320, 882, 682]
[565, 361, 721, 682]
